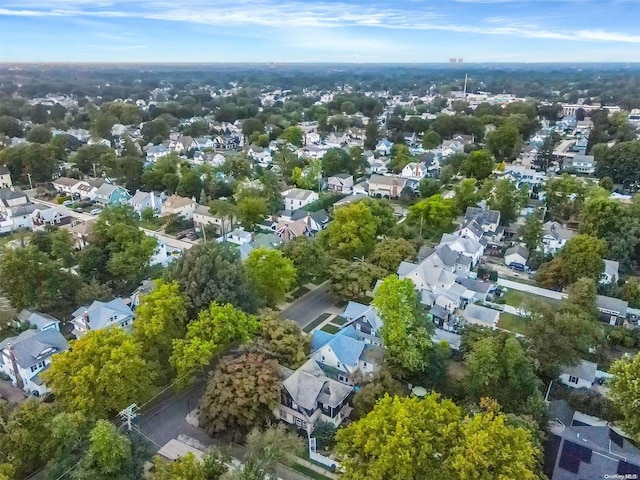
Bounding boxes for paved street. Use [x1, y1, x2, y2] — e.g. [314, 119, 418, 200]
[280, 283, 338, 328]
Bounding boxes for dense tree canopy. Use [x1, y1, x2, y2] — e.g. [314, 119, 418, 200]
[245, 247, 297, 307]
[609, 353, 640, 442]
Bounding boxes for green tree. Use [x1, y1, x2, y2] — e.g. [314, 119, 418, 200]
[486, 123, 522, 162]
[208, 199, 236, 237]
[223, 154, 253, 180]
[594, 140, 640, 190]
[536, 234, 606, 289]
[621, 278, 640, 308]
[453, 178, 480, 213]
[73, 420, 133, 480]
[141, 118, 170, 144]
[336, 394, 540, 480]
[50, 228, 75, 267]
[484, 178, 530, 226]
[544, 174, 588, 220]
[133, 280, 189, 379]
[364, 120, 379, 151]
[322, 147, 352, 176]
[418, 178, 441, 198]
[520, 210, 543, 253]
[459, 150, 494, 181]
[90, 111, 118, 139]
[199, 353, 281, 435]
[422, 130, 442, 149]
[75, 280, 113, 305]
[408, 194, 456, 235]
[151, 451, 227, 480]
[326, 201, 377, 259]
[368, 238, 416, 274]
[243, 424, 305, 477]
[176, 169, 203, 199]
[609, 353, 640, 441]
[372, 276, 432, 375]
[280, 126, 303, 146]
[389, 144, 412, 173]
[165, 242, 260, 313]
[170, 302, 258, 385]
[579, 196, 627, 240]
[524, 300, 601, 378]
[26, 125, 52, 144]
[466, 332, 542, 415]
[327, 259, 386, 302]
[282, 236, 328, 285]
[245, 248, 297, 307]
[42, 328, 156, 419]
[351, 369, 408, 420]
[0, 115, 22, 138]
[236, 196, 269, 231]
[255, 310, 310, 369]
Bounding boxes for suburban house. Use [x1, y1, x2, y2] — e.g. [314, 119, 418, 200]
[601, 259, 619, 284]
[504, 245, 530, 268]
[464, 207, 501, 234]
[462, 303, 500, 328]
[558, 360, 597, 389]
[277, 359, 353, 434]
[368, 175, 406, 199]
[0, 328, 68, 396]
[30, 206, 70, 231]
[456, 278, 494, 303]
[401, 162, 428, 180]
[218, 228, 252, 246]
[542, 221, 577, 255]
[70, 298, 135, 339]
[546, 400, 640, 480]
[342, 301, 383, 344]
[564, 153, 596, 175]
[76, 182, 98, 201]
[327, 174, 354, 194]
[310, 327, 383, 385]
[66, 219, 94, 249]
[246, 145, 272, 165]
[375, 139, 392, 156]
[193, 204, 233, 235]
[0, 187, 35, 230]
[146, 144, 171, 163]
[129, 190, 162, 216]
[162, 195, 197, 220]
[500, 166, 546, 188]
[94, 183, 131, 206]
[52, 176, 82, 196]
[193, 137, 215, 150]
[0, 166, 12, 189]
[325, 132, 348, 148]
[239, 232, 283, 260]
[16, 310, 61, 331]
[284, 188, 319, 211]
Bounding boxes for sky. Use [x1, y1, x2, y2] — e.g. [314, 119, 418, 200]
[1, 0, 640, 63]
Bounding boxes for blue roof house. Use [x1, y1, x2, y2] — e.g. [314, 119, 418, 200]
[310, 326, 383, 385]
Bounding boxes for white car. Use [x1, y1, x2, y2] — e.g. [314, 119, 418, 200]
[90, 208, 102, 216]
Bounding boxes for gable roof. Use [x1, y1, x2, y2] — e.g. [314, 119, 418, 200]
[71, 298, 134, 330]
[342, 301, 383, 333]
[17, 310, 60, 330]
[561, 360, 597, 383]
[285, 188, 316, 201]
[311, 328, 365, 369]
[463, 303, 499, 327]
[0, 329, 68, 370]
[505, 245, 530, 260]
[282, 359, 352, 410]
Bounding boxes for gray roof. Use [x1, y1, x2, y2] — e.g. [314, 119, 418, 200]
[283, 359, 352, 410]
[596, 295, 628, 316]
[0, 329, 68, 370]
[71, 298, 134, 331]
[543, 221, 576, 241]
[95, 183, 117, 198]
[369, 174, 405, 187]
[0, 187, 27, 204]
[465, 207, 500, 225]
[505, 245, 530, 260]
[17, 310, 60, 330]
[285, 188, 316, 201]
[0, 166, 9, 175]
[561, 360, 597, 383]
[463, 304, 499, 327]
[548, 399, 575, 426]
[457, 278, 493, 294]
[9, 203, 37, 216]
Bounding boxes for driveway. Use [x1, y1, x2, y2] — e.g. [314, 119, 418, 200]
[0, 380, 27, 404]
[279, 283, 338, 329]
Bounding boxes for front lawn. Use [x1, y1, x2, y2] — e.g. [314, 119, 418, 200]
[303, 313, 332, 333]
[501, 289, 526, 308]
[320, 324, 340, 334]
[497, 312, 528, 334]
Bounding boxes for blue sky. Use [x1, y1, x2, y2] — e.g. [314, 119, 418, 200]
[1, 0, 639, 63]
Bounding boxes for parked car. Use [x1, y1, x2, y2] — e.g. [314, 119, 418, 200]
[90, 208, 102, 216]
[62, 200, 73, 206]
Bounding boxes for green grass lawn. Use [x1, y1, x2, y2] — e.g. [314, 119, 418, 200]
[320, 324, 340, 334]
[303, 313, 332, 333]
[498, 313, 528, 335]
[501, 289, 526, 307]
[291, 464, 334, 480]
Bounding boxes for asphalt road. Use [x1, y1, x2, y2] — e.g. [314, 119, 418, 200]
[280, 283, 336, 329]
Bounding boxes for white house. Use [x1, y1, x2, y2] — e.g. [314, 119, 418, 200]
[601, 259, 620, 285]
[375, 139, 392, 156]
[542, 221, 577, 255]
[217, 228, 252, 246]
[246, 145, 272, 165]
[193, 204, 233, 235]
[0, 328, 68, 396]
[162, 195, 197, 220]
[129, 190, 162, 216]
[0, 166, 12, 189]
[368, 175, 405, 199]
[284, 188, 319, 211]
[327, 173, 354, 194]
[52, 176, 82, 196]
[565, 154, 596, 175]
[401, 162, 428, 180]
[504, 245, 530, 268]
[30, 206, 70, 231]
[559, 360, 597, 389]
[70, 298, 135, 339]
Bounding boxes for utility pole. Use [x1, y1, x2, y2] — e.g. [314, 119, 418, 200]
[26, 173, 33, 190]
[118, 404, 139, 432]
[92, 163, 98, 178]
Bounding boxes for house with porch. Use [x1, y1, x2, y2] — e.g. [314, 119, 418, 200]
[277, 359, 353, 434]
[30, 206, 71, 231]
[327, 174, 354, 194]
[70, 297, 135, 339]
[94, 183, 131, 206]
[368, 175, 405, 199]
[0, 328, 68, 396]
[129, 190, 162, 216]
[542, 221, 577, 255]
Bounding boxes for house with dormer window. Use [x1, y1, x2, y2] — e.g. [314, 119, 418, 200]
[70, 297, 135, 339]
[0, 328, 68, 395]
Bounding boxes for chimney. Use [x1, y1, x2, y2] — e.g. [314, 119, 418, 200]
[6, 343, 24, 390]
[83, 310, 90, 330]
